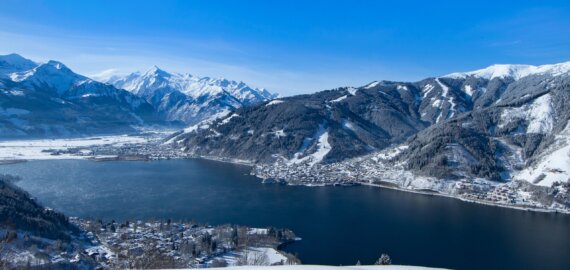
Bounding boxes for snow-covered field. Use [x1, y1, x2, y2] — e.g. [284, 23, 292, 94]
[287, 124, 331, 166]
[207, 247, 290, 267]
[172, 265, 446, 270]
[515, 121, 570, 186]
[0, 135, 149, 160]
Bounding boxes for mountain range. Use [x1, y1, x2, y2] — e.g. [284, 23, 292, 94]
[104, 66, 276, 125]
[0, 54, 275, 138]
[3, 52, 570, 190]
[171, 61, 570, 189]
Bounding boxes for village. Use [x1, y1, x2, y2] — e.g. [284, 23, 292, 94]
[71, 218, 300, 269]
[252, 153, 570, 214]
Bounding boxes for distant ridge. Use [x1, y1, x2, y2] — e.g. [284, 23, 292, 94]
[104, 66, 277, 124]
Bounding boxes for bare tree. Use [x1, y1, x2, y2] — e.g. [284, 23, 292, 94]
[375, 253, 392, 265]
[237, 249, 270, 266]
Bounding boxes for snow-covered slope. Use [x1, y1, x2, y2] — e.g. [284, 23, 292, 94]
[11, 60, 89, 95]
[515, 121, 570, 187]
[105, 66, 276, 124]
[444, 61, 570, 80]
[0, 53, 38, 78]
[0, 54, 159, 138]
[173, 59, 570, 197]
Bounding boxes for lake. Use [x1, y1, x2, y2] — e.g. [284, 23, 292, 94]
[1, 159, 569, 270]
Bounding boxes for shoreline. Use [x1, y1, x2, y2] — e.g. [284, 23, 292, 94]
[359, 182, 570, 215]
[2, 155, 568, 215]
[191, 155, 255, 166]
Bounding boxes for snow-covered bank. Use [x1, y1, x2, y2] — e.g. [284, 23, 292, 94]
[361, 182, 570, 215]
[170, 265, 446, 270]
[0, 135, 148, 160]
[0, 129, 177, 161]
[252, 147, 570, 215]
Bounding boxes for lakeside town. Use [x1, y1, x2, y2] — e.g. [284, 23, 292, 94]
[252, 152, 570, 214]
[2, 133, 569, 215]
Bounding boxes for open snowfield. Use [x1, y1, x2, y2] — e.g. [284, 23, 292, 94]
[205, 247, 291, 267]
[172, 265, 446, 270]
[0, 135, 149, 160]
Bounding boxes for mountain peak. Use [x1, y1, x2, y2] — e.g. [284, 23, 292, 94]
[0, 53, 32, 63]
[144, 65, 171, 77]
[46, 60, 69, 70]
[0, 53, 38, 76]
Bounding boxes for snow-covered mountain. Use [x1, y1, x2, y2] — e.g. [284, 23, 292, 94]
[171, 60, 570, 194]
[0, 54, 160, 138]
[0, 53, 38, 77]
[104, 66, 277, 125]
[444, 61, 570, 80]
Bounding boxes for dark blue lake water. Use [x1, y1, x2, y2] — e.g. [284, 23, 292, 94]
[1, 159, 569, 270]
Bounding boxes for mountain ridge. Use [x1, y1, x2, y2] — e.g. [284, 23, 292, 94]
[104, 66, 277, 125]
[0, 53, 276, 138]
[0, 54, 161, 138]
[171, 60, 570, 192]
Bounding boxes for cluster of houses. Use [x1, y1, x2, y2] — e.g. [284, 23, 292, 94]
[49, 140, 190, 161]
[70, 218, 299, 269]
[254, 153, 570, 213]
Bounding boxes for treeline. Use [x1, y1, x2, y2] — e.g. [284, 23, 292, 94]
[0, 175, 79, 241]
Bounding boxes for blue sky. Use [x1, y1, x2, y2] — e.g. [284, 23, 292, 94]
[1, 0, 570, 95]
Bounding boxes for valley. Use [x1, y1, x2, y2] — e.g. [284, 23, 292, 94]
[4, 1, 570, 269]
[3, 53, 570, 269]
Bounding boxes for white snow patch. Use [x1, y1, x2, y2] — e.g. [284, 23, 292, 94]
[247, 228, 269, 235]
[515, 121, 570, 186]
[183, 123, 210, 134]
[444, 61, 570, 80]
[273, 129, 287, 138]
[431, 99, 441, 108]
[433, 78, 456, 122]
[397, 85, 408, 91]
[288, 125, 331, 166]
[220, 113, 240, 125]
[373, 145, 409, 161]
[330, 95, 348, 103]
[347, 87, 358, 95]
[178, 109, 230, 135]
[463, 85, 473, 96]
[421, 84, 434, 98]
[266, 100, 284, 106]
[310, 131, 331, 164]
[342, 120, 357, 132]
[365, 81, 380, 89]
[253, 247, 288, 265]
[0, 135, 148, 160]
[499, 94, 553, 134]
